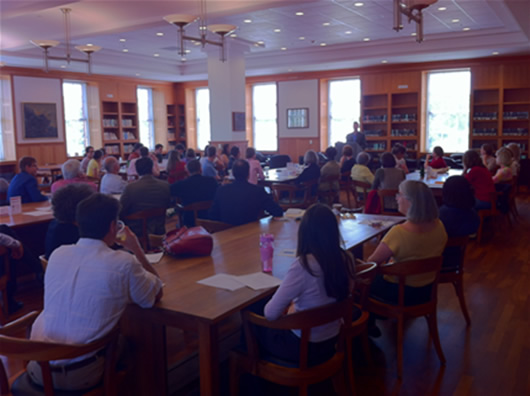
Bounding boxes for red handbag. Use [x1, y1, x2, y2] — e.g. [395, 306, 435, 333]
[363, 190, 381, 214]
[163, 226, 214, 257]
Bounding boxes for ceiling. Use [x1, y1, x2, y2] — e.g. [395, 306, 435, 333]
[1, 0, 529, 82]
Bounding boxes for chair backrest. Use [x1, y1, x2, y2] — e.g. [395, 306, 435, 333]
[196, 219, 234, 233]
[269, 155, 291, 169]
[441, 235, 469, 274]
[124, 207, 167, 250]
[0, 246, 10, 324]
[178, 200, 213, 226]
[243, 297, 353, 370]
[354, 261, 378, 308]
[378, 189, 400, 216]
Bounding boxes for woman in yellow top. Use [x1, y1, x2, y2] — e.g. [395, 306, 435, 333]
[86, 149, 103, 178]
[367, 180, 447, 335]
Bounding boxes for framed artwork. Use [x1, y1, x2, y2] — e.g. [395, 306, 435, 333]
[22, 102, 58, 139]
[287, 108, 309, 129]
[232, 112, 246, 131]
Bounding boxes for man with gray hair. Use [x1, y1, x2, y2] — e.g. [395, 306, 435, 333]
[100, 156, 127, 194]
[51, 159, 97, 193]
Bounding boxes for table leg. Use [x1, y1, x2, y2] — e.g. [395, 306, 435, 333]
[198, 320, 220, 396]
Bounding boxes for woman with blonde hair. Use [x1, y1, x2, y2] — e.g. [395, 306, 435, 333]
[506, 143, 521, 177]
[492, 147, 513, 184]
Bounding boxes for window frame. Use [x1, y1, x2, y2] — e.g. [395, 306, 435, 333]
[327, 77, 361, 147]
[62, 80, 90, 158]
[252, 82, 278, 153]
[137, 86, 155, 150]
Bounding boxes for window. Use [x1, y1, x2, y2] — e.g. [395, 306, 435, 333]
[63, 81, 89, 157]
[0, 76, 15, 161]
[426, 69, 471, 152]
[328, 78, 361, 145]
[196, 87, 211, 151]
[137, 87, 154, 150]
[253, 83, 278, 151]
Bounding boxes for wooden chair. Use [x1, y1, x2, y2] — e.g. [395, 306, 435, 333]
[270, 180, 318, 211]
[365, 256, 445, 378]
[318, 173, 340, 206]
[0, 246, 10, 324]
[339, 172, 354, 208]
[195, 219, 234, 234]
[124, 207, 167, 251]
[377, 189, 400, 216]
[0, 311, 121, 396]
[230, 298, 353, 396]
[477, 191, 501, 244]
[39, 254, 49, 272]
[440, 236, 471, 326]
[176, 200, 213, 227]
[86, 176, 102, 192]
[351, 180, 371, 209]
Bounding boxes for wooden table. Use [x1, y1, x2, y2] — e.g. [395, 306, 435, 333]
[123, 213, 405, 396]
[0, 201, 53, 229]
[406, 168, 462, 190]
[260, 166, 303, 184]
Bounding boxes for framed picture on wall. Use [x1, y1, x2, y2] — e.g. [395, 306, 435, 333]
[287, 108, 309, 129]
[21, 102, 59, 139]
[232, 112, 246, 131]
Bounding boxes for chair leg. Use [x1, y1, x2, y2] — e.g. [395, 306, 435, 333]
[229, 355, 241, 396]
[425, 313, 446, 365]
[453, 279, 471, 326]
[361, 331, 372, 365]
[397, 316, 404, 379]
[345, 339, 356, 396]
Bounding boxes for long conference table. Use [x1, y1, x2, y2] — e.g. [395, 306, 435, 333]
[122, 213, 405, 396]
[0, 200, 53, 229]
[406, 168, 462, 192]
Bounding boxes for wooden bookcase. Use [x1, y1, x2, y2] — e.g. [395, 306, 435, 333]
[502, 87, 529, 155]
[177, 104, 186, 147]
[362, 93, 389, 154]
[102, 100, 139, 158]
[167, 104, 177, 150]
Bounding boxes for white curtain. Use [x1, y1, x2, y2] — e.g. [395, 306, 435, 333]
[153, 89, 168, 149]
[86, 83, 102, 150]
[0, 76, 16, 161]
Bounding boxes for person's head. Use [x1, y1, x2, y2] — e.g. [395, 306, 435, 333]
[230, 146, 240, 158]
[61, 159, 82, 180]
[166, 150, 180, 172]
[102, 156, 119, 174]
[297, 203, 353, 301]
[380, 152, 396, 168]
[52, 183, 94, 224]
[132, 143, 143, 154]
[442, 176, 475, 210]
[432, 146, 444, 159]
[186, 159, 202, 175]
[99, 147, 106, 157]
[93, 150, 103, 162]
[76, 193, 120, 241]
[85, 146, 94, 158]
[154, 144, 164, 154]
[203, 145, 210, 156]
[207, 145, 217, 159]
[495, 147, 513, 167]
[222, 144, 230, 156]
[245, 147, 256, 160]
[480, 143, 495, 157]
[463, 150, 484, 169]
[176, 143, 185, 154]
[186, 148, 196, 160]
[506, 143, 521, 161]
[135, 157, 153, 176]
[139, 147, 149, 158]
[342, 145, 353, 158]
[353, 121, 360, 131]
[232, 159, 250, 181]
[392, 143, 406, 159]
[19, 156, 38, 176]
[325, 147, 337, 161]
[356, 151, 370, 166]
[397, 180, 439, 222]
[303, 150, 318, 165]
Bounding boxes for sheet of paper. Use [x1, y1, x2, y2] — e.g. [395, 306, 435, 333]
[197, 274, 246, 291]
[235, 272, 282, 290]
[278, 248, 296, 257]
[284, 208, 304, 218]
[146, 252, 164, 264]
[35, 206, 53, 212]
[358, 219, 395, 228]
[24, 211, 48, 216]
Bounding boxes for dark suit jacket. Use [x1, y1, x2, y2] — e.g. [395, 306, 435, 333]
[170, 174, 218, 227]
[120, 175, 171, 237]
[209, 180, 283, 226]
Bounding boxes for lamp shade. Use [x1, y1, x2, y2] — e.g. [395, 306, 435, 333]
[164, 14, 197, 27]
[207, 24, 237, 36]
[30, 40, 60, 49]
[404, 0, 437, 11]
[75, 45, 102, 54]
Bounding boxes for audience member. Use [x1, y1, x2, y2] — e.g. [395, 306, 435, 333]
[339, 144, 356, 174]
[202, 145, 219, 179]
[480, 143, 498, 174]
[51, 159, 97, 193]
[492, 147, 513, 184]
[220, 144, 230, 168]
[228, 146, 240, 170]
[128, 143, 143, 161]
[175, 144, 186, 160]
[86, 149, 103, 178]
[166, 150, 187, 184]
[184, 148, 196, 163]
[462, 150, 495, 210]
[392, 143, 409, 173]
[7, 156, 48, 203]
[506, 143, 521, 177]
[29, 193, 162, 391]
[246, 147, 265, 185]
[45, 183, 95, 259]
[120, 157, 171, 238]
[319, 147, 340, 193]
[346, 121, 366, 149]
[128, 147, 160, 178]
[154, 143, 164, 163]
[0, 178, 8, 205]
[80, 146, 94, 173]
[295, 150, 321, 184]
[425, 146, 447, 169]
[209, 159, 283, 226]
[372, 152, 405, 210]
[351, 151, 374, 193]
[100, 157, 127, 194]
[171, 159, 218, 227]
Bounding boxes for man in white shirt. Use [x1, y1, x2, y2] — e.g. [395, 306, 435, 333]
[100, 156, 127, 194]
[28, 193, 163, 391]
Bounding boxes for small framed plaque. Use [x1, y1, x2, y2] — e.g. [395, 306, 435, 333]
[287, 108, 309, 129]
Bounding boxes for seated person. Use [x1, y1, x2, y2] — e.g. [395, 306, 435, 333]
[480, 143, 498, 175]
[425, 146, 447, 169]
[120, 157, 171, 238]
[154, 143, 164, 163]
[339, 144, 356, 174]
[463, 150, 496, 210]
[127, 143, 143, 161]
[367, 180, 447, 335]
[201, 146, 220, 180]
[128, 147, 160, 178]
[246, 147, 265, 185]
[392, 143, 409, 174]
[51, 159, 97, 193]
[29, 193, 163, 391]
[220, 144, 230, 169]
[171, 160, 218, 227]
[80, 146, 94, 174]
[254, 204, 355, 365]
[45, 183, 95, 259]
[100, 157, 127, 194]
[319, 147, 340, 193]
[227, 146, 240, 170]
[351, 151, 374, 194]
[86, 149, 103, 178]
[7, 156, 48, 203]
[372, 152, 405, 211]
[166, 150, 187, 184]
[184, 148, 196, 163]
[506, 143, 521, 177]
[492, 147, 513, 184]
[209, 159, 283, 226]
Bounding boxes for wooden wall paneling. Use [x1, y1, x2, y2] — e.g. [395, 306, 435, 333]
[118, 82, 137, 102]
[184, 88, 197, 150]
[278, 137, 318, 163]
[99, 81, 118, 101]
[361, 73, 392, 94]
[319, 79, 329, 150]
[16, 143, 66, 165]
[471, 64, 501, 89]
[502, 62, 530, 88]
[390, 71, 421, 92]
[245, 84, 253, 147]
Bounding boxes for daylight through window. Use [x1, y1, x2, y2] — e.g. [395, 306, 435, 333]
[253, 83, 278, 152]
[63, 81, 89, 157]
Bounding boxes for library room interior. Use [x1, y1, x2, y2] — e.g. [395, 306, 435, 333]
[0, 0, 529, 395]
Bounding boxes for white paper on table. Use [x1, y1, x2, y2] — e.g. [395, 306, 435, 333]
[235, 272, 282, 290]
[278, 248, 296, 257]
[35, 206, 53, 212]
[24, 211, 48, 216]
[358, 219, 395, 228]
[285, 208, 304, 218]
[197, 273, 246, 291]
[0, 206, 10, 216]
[146, 252, 164, 264]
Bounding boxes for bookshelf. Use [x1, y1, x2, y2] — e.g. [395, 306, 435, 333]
[101, 100, 139, 158]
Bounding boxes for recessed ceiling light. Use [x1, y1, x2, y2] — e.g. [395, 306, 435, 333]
[411, 32, 417, 36]
[156, 32, 164, 37]
[281, 47, 287, 51]
[295, 11, 304, 16]
[184, 49, 191, 53]
[299, 36, 305, 40]
[452, 18, 460, 23]
[230, 33, 237, 37]
[194, 42, 201, 46]
[320, 43, 327, 46]
[244, 19, 252, 23]
[354, 2, 364, 6]
[86, 43, 94, 47]
[492, 51, 499, 55]
[119, 38, 126, 42]
[257, 40, 265, 44]
[438, 6, 447, 11]
[363, 37, 370, 41]
[274, 28, 281, 33]
[153, 53, 160, 57]
[381, 60, 388, 63]
[199, 26, 207, 31]
[323, 22, 330, 26]
[60, 65, 66, 68]
[181, 57, 187, 61]
[463, 27, 470, 31]
[345, 31, 352, 34]
[122, 49, 129, 52]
